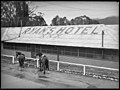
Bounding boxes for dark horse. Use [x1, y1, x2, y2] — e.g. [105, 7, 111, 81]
[36, 52, 49, 75]
[16, 52, 25, 71]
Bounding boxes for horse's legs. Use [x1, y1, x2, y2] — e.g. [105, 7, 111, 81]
[21, 59, 24, 70]
[46, 61, 49, 72]
[19, 59, 24, 71]
[43, 65, 46, 74]
[22, 60, 24, 68]
[19, 59, 22, 71]
[45, 59, 49, 71]
[39, 62, 42, 72]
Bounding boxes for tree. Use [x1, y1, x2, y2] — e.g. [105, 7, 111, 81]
[61, 17, 71, 25]
[51, 15, 99, 26]
[1, 1, 16, 27]
[14, 1, 29, 26]
[26, 13, 47, 26]
[51, 15, 60, 26]
[91, 19, 99, 24]
[1, 1, 47, 27]
[51, 15, 71, 26]
[70, 15, 99, 25]
[23, 1, 47, 26]
[1, 1, 29, 27]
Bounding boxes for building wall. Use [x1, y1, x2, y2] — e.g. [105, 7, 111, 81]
[1, 42, 119, 62]
[1, 43, 31, 57]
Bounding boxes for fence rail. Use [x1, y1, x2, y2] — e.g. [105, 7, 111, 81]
[1, 54, 119, 81]
[1, 54, 15, 64]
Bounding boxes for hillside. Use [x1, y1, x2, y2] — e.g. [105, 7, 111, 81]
[95, 16, 119, 25]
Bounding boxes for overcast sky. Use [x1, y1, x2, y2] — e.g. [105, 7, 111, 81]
[29, 1, 119, 25]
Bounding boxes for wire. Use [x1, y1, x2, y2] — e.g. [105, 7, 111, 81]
[35, 9, 89, 11]
[36, 9, 80, 12]
[43, 2, 116, 11]
[46, 2, 90, 10]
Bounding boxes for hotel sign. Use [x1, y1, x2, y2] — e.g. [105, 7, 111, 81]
[21, 25, 100, 35]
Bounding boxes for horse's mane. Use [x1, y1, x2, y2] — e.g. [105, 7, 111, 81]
[36, 52, 43, 57]
[16, 52, 21, 55]
[21, 54, 25, 56]
[16, 52, 25, 58]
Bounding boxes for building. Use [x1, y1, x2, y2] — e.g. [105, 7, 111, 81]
[1, 24, 119, 63]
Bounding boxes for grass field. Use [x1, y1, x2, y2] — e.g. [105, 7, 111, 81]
[1, 55, 119, 81]
[1, 62, 119, 88]
[45, 53, 119, 69]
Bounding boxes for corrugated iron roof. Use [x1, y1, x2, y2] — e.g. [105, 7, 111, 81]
[1, 24, 119, 49]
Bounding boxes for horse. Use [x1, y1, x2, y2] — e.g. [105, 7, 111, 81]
[36, 52, 49, 75]
[16, 52, 25, 71]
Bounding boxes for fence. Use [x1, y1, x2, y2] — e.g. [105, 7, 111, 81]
[1, 54, 119, 81]
[1, 54, 15, 64]
[3, 42, 119, 62]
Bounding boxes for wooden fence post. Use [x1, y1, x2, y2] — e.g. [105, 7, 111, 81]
[57, 61, 60, 71]
[12, 56, 15, 64]
[57, 47, 60, 71]
[83, 65, 86, 75]
[36, 59, 39, 68]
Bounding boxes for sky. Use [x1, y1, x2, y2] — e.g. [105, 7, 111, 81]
[29, 1, 119, 25]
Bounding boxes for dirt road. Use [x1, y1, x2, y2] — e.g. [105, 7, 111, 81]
[1, 62, 119, 88]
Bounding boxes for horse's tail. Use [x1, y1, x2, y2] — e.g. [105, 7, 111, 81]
[21, 54, 25, 61]
[45, 56, 49, 70]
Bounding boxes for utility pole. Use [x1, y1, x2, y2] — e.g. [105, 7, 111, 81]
[102, 30, 104, 59]
[19, 18, 22, 37]
[57, 47, 59, 61]
[102, 30, 104, 47]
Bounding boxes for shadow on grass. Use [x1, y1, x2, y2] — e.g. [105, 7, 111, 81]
[15, 74, 25, 79]
[87, 85, 97, 88]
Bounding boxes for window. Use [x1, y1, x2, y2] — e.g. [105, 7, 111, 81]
[36, 45, 40, 50]
[79, 48, 86, 53]
[3, 43, 15, 50]
[104, 49, 112, 55]
[71, 47, 78, 53]
[14, 43, 27, 51]
[27, 44, 31, 51]
[64, 47, 71, 51]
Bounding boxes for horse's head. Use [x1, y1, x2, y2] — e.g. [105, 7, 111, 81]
[36, 52, 43, 57]
[16, 52, 21, 58]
